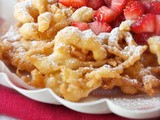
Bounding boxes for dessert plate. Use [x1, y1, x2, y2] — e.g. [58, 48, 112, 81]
[0, 61, 160, 119]
[0, 0, 160, 119]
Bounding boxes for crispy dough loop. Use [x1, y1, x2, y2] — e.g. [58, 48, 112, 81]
[32, 0, 48, 14]
[86, 65, 122, 81]
[27, 54, 60, 74]
[148, 36, 160, 65]
[87, 27, 147, 94]
[14, 0, 38, 23]
[2, 41, 35, 72]
[108, 28, 137, 50]
[102, 76, 141, 95]
[19, 23, 40, 40]
[19, 3, 74, 40]
[52, 26, 107, 69]
[60, 67, 101, 101]
[26, 40, 54, 56]
[19, 21, 69, 40]
[142, 75, 160, 95]
[38, 12, 53, 33]
[99, 28, 143, 62]
[71, 6, 93, 22]
[116, 45, 147, 69]
[26, 41, 58, 74]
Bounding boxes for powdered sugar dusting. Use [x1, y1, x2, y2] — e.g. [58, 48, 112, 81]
[110, 94, 160, 111]
[83, 29, 96, 39]
[123, 76, 139, 84]
[15, 0, 32, 15]
[39, 12, 53, 21]
[48, 0, 57, 3]
[139, 67, 152, 76]
[108, 27, 120, 45]
[90, 88, 160, 112]
[14, 0, 34, 23]
[2, 25, 21, 41]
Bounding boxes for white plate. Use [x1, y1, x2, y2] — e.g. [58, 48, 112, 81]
[0, 0, 160, 119]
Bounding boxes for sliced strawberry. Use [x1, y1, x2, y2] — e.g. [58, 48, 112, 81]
[110, 13, 125, 27]
[93, 6, 117, 23]
[124, 1, 144, 20]
[87, 0, 105, 10]
[104, 0, 112, 7]
[155, 15, 160, 35]
[131, 14, 156, 34]
[71, 21, 89, 31]
[139, 0, 151, 4]
[89, 21, 112, 35]
[58, 0, 87, 8]
[144, 1, 160, 14]
[132, 32, 152, 45]
[110, 0, 128, 14]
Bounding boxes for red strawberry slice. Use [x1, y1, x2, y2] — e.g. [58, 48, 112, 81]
[104, 0, 112, 7]
[144, 1, 160, 14]
[139, 0, 151, 4]
[93, 6, 117, 23]
[110, 13, 125, 27]
[131, 14, 156, 34]
[87, 0, 105, 10]
[124, 1, 144, 20]
[155, 15, 160, 35]
[110, 0, 128, 14]
[132, 32, 152, 45]
[71, 21, 89, 31]
[89, 21, 112, 35]
[58, 0, 87, 8]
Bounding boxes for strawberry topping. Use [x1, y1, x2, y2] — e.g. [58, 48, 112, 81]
[87, 0, 105, 10]
[132, 32, 152, 45]
[89, 21, 112, 35]
[104, 0, 112, 7]
[110, 13, 125, 27]
[93, 6, 117, 22]
[144, 1, 160, 14]
[59, 0, 87, 8]
[72, 21, 89, 31]
[58, 0, 160, 45]
[131, 14, 156, 34]
[124, 1, 144, 20]
[111, 0, 128, 14]
[155, 15, 160, 35]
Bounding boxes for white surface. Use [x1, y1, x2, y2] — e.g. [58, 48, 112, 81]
[0, 0, 160, 119]
[0, 0, 16, 25]
[0, 115, 17, 120]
